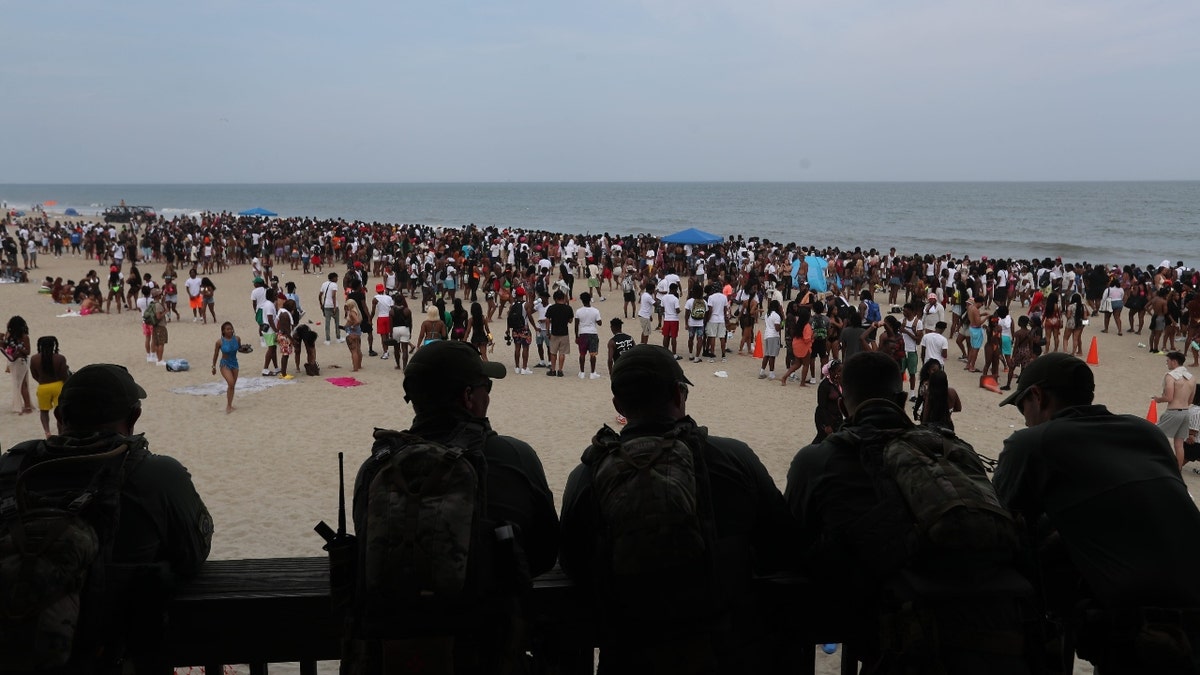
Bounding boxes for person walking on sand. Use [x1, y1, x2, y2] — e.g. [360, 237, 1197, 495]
[1154, 351, 1196, 469]
[212, 322, 242, 414]
[3, 315, 33, 415]
[29, 335, 68, 436]
[200, 276, 218, 324]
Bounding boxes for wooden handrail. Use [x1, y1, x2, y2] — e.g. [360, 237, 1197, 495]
[151, 557, 840, 674]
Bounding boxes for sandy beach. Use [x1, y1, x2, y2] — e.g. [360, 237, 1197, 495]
[3, 235, 1187, 675]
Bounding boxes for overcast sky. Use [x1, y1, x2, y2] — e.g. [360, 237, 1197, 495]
[2, 1, 1198, 183]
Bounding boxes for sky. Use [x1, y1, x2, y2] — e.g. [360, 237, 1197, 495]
[2, 0, 1198, 183]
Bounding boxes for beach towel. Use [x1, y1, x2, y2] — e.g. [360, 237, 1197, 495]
[170, 377, 295, 397]
[56, 311, 81, 318]
[1168, 367, 1193, 381]
[326, 377, 364, 387]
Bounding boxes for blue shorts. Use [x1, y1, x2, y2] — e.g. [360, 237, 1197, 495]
[1001, 335, 1013, 356]
[969, 326, 985, 350]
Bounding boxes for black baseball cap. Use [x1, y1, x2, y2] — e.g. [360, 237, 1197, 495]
[404, 341, 505, 399]
[998, 352, 1093, 408]
[59, 364, 147, 422]
[611, 344, 694, 392]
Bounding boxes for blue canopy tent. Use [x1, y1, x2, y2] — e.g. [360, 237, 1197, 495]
[64, 208, 79, 216]
[238, 207, 277, 217]
[661, 227, 723, 245]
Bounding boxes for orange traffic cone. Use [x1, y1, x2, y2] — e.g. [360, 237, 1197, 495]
[753, 332, 763, 359]
[1086, 336, 1099, 365]
[1147, 400, 1159, 424]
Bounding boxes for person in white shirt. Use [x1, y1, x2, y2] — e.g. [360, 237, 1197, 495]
[920, 320, 950, 367]
[923, 293, 945, 333]
[317, 272, 342, 344]
[574, 292, 603, 378]
[184, 268, 204, 322]
[759, 299, 783, 380]
[659, 283, 682, 359]
[534, 291, 551, 367]
[705, 288, 729, 362]
[636, 283, 656, 344]
[901, 304, 924, 399]
[684, 287, 708, 363]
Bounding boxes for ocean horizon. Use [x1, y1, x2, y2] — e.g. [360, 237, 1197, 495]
[3, 181, 1198, 267]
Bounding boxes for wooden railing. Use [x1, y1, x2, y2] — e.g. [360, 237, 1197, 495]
[150, 557, 848, 674]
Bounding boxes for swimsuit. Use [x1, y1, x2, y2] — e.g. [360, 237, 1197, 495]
[219, 336, 239, 370]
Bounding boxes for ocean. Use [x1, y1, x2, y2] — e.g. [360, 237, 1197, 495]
[2, 182, 1197, 267]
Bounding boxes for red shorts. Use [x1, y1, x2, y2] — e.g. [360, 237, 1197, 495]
[662, 320, 679, 338]
[377, 316, 391, 336]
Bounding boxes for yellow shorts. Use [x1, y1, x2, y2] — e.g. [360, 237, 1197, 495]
[37, 380, 63, 412]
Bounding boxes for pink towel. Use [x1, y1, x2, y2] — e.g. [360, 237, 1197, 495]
[326, 377, 364, 387]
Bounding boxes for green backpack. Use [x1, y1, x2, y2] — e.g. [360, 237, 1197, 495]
[830, 417, 1018, 575]
[355, 422, 526, 635]
[0, 438, 144, 670]
[581, 420, 721, 625]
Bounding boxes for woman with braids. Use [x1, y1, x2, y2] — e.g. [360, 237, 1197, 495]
[2, 316, 33, 415]
[29, 335, 69, 437]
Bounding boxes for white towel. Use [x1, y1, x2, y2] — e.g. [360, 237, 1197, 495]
[1168, 366, 1193, 381]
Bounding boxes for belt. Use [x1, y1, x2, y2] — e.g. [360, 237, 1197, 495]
[1168, 408, 1189, 411]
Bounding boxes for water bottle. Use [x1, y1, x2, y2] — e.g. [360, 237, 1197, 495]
[821, 643, 838, 655]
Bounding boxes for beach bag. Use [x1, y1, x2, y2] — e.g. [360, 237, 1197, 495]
[581, 421, 721, 628]
[690, 299, 708, 321]
[356, 422, 526, 636]
[165, 358, 189, 372]
[142, 304, 157, 326]
[0, 439, 145, 670]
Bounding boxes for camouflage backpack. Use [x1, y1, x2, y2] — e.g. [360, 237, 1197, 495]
[355, 421, 521, 636]
[581, 420, 721, 625]
[0, 437, 145, 670]
[831, 416, 1018, 575]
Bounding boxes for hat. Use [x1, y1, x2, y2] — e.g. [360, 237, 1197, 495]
[151, 287, 163, 296]
[404, 341, 506, 392]
[59, 364, 147, 422]
[253, 277, 264, 285]
[928, 293, 937, 301]
[998, 352, 1093, 408]
[611, 344, 694, 392]
[376, 283, 385, 293]
[355, 261, 363, 268]
[515, 286, 526, 297]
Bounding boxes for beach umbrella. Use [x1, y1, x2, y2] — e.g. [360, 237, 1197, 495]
[238, 207, 278, 217]
[661, 227, 723, 245]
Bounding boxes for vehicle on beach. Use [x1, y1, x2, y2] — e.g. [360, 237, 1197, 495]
[103, 205, 156, 223]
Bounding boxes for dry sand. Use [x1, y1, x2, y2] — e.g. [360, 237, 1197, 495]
[6, 233, 1186, 674]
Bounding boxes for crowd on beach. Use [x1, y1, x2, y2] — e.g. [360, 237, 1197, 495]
[6, 207, 1200, 673]
[4, 207, 1200, 437]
